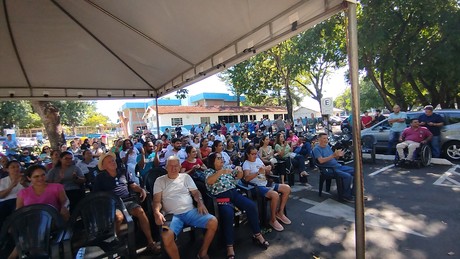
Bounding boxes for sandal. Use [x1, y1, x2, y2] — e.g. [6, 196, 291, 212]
[252, 233, 270, 249]
[147, 242, 161, 254]
[226, 245, 235, 259]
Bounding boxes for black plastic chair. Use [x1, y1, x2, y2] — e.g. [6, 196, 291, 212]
[0, 204, 66, 259]
[312, 154, 344, 200]
[65, 192, 136, 259]
[361, 135, 377, 163]
[237, 176, 286, 228]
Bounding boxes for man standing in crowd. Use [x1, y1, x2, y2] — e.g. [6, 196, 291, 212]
[3, 134, 20, 160]
[153, 156, 217, 259]
[372, 109, 386, 124]
[175, 124, 182, 138]
[361, 111, 373, 129]
[386, 105, 407, 155]
[274, 116, 285, 134]
[396, 118, 432, 162]
[307, 113, 317, 134]
[418, 105, 444, 158]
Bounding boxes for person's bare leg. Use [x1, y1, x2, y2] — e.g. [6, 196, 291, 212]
[277, 184, 291, 216]
[115, 210, 124, 235]
[266, 191, 279, 223]
[8, 247, 17, 259]
[162, 230, 179, 259]
[198, 217, 218, 258]
[130, 207, 155, 245]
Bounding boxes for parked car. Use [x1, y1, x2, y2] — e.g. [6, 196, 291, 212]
[360, 109, 460, 161]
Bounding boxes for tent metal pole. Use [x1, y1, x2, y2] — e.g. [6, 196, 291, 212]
[346, 2, 366, 259]
[155, 96, 160, 138]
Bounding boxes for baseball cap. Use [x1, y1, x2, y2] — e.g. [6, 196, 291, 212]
[424, 105, 434, 111]
[98, 152, 116, 171]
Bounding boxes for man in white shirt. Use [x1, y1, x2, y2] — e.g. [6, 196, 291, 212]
[164, 138, 187, 164]
[153, 156, 217, 259]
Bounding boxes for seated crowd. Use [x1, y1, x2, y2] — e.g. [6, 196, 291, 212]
[0, 118, 358, 259]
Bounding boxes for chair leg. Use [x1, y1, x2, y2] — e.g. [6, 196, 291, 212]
[319, 175, 325, 196]
[325, 179, 332, 192]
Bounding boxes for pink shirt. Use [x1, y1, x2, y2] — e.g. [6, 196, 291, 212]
[401, 126, 432, 143]
[17, 183, 64, 211]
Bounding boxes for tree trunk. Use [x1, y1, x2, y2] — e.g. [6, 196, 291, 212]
[284, 78, 294, 123]
[30, 101, 63, 150]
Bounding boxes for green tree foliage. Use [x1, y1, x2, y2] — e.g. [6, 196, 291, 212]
[84, 112, 110, 127]
[0, 101, 43, 131]
[219, 17, 347, 121]
[358, 0, 460, 109]
[292, 15, 347, 110]
[334, 80, 385, 113]
[175, 89, 189, 99]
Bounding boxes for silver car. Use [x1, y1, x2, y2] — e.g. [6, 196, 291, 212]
[360, 109, 460, 161]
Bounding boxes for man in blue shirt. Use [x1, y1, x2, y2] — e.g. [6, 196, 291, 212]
[418, 105, 444, 158]
[137, 140, 160, 178]
[313, 133, 355, 203]
[386, 105, 407, 155]
[2, 134, 20, 160]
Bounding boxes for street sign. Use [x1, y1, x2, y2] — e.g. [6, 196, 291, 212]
[321, 97, 334, 115]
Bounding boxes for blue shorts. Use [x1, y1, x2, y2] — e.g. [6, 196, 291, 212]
[168, 208, 215, 237]
[253, 183, 280, 197]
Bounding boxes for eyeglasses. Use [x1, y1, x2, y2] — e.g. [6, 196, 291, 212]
[216, 157, 223, 160]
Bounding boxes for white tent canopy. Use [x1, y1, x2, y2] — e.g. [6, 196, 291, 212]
[0, 0, 346, 100]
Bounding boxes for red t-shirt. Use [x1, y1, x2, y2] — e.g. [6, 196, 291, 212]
[361, 116, 373, 128]
[181, 159, 204, 175]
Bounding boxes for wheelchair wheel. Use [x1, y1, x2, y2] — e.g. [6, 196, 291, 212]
[420, 144, 432, 167]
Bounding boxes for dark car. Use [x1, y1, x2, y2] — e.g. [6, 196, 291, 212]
[360, 109, 460, 161]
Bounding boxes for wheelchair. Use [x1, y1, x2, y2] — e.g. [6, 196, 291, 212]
[394, 142, 432, 168]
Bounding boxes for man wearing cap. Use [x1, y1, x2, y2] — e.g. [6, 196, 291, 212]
[386, 105, 407, 155]
[153, 156, 217, 259]
[93, 152, 161, 254]
[418, 105, 444, 158]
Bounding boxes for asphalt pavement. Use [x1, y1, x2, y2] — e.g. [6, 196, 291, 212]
[140, 158, 460, 259]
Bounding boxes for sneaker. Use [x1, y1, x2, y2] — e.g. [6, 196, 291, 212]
[276, 214, 292, 225]
[304, 183, 313, 190]
[269, 220, 284, 231]
[300, 171, 309, 177]
[342, 197, 355, 203]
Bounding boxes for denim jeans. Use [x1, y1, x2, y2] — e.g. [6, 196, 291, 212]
[387, 131, 401, 155]
[430, 135, 441, 158]
[332, 165, 355, 199]
[215, 189, 260, 246]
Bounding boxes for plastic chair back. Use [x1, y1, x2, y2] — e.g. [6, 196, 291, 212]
[0, 204, 64, 259]
[70, 192, 117, 243]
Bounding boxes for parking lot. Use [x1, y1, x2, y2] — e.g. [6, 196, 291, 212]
[160, 159, 460, 259]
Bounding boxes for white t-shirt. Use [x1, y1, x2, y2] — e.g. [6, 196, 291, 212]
[0, 177, 25, 202]
[76, 159, 99, 175]
[242, 157, 267, 187]
[164, 149, 187, 164]
[153, 173, 197, 215]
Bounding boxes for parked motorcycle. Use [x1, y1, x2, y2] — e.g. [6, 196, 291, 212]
[329, 133, 353, 164]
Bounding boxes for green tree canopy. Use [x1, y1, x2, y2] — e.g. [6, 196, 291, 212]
[358, 0, 460, 109]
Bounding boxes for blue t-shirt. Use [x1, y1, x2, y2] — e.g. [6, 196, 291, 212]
[418, 113, 443, 136]
[313, 145, 341, 168]
[136, 152, 157, 177]
[388, 112, 407, 132]
[93, 169, 133, 199]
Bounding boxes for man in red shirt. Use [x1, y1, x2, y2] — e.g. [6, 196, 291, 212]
[361, 111, 373, 129]
[396, 118, 432, 161]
